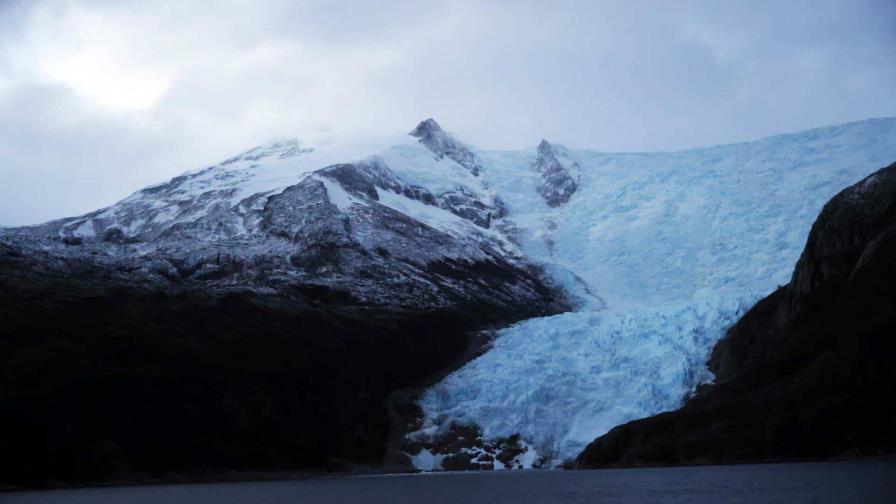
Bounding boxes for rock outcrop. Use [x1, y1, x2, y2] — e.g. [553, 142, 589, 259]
[533, 140, 578, 207]
[409, 118, 507, 227]
[410, 118, 482, 176]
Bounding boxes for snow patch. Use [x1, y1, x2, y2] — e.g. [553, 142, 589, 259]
[376, 144, 482, 197]
[316, 176, 364, 211]
[71, 220, 95, 238]
[376, 188, 467, 234]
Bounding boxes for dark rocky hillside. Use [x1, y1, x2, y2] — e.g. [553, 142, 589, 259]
[0, 242, 565, 487]
[577, 161, 896, 468]
[0, 128, 570, 487]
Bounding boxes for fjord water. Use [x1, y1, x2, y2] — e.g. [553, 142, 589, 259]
[7, 462, 894, 503]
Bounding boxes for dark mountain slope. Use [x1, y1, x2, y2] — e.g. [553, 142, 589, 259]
[0, 137, 568, 487]
[577, 162, 896, 468]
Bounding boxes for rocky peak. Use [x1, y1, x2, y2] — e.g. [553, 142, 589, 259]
[409, 118, 444, 138]
[533, 139, 578, 208]
[410, 118, 482, 176]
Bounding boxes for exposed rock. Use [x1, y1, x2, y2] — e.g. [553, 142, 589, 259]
[404, 421, 543, 471]
[435, 185, 496, 228]
[533, 140, 578, 207]
[408, 118, 510, 228]
[410, 118, 482, 176]
[711, 162, 896, 382]
[576, 162, 896, 468]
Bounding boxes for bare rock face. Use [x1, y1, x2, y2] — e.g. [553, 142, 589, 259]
[410, 118, 482, 176]
[576, 161, 896, 469]
[786, 166, 896, 317]
[711, 162, 896, 381]
[408, 118, 509, 228]
[534, 140, 578, 208]
[405, 423, 541, 471]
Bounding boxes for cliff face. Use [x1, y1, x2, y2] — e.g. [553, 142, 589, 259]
[577, 162, 896, 468]
[533, 140, 578, 208]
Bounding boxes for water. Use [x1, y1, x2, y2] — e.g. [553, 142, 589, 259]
[6, 461, 894, 503]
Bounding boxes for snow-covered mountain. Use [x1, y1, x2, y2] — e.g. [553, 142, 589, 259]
[2, 117, 896, 479]
[2, 121, 549, 315]
[0, 119, 569, 485]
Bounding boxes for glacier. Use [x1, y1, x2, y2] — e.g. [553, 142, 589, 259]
[412, 117, 896, 466]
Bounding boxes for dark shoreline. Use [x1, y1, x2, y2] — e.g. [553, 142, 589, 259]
[5, 455, 895, 494]
[5, 460, 895, 504]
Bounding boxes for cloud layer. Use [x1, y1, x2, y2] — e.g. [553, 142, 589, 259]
[2, 0, 895, 225]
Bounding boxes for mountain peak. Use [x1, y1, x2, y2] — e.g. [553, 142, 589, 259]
[533, 139, 577, 208]
[410, 118, 444, 138]
[408, 118, 482, 176]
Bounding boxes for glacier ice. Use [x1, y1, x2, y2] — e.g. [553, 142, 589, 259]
[413, 118, 896, 466]
[418, 296, 753, 465]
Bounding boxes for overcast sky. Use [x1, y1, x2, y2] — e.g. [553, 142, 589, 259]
[1, 0, 895, 225]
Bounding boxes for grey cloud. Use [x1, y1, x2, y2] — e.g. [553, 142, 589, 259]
[1, 0, 895, 225]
